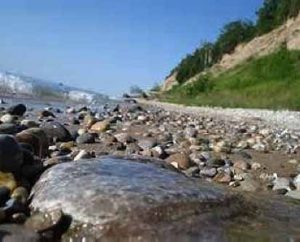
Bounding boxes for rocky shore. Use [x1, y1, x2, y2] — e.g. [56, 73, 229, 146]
[0, 99, 300, 241]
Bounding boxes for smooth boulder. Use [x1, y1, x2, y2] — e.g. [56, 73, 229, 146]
[30, 156, 242, 241]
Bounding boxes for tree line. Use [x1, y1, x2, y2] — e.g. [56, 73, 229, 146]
[172, 0, 300, 84]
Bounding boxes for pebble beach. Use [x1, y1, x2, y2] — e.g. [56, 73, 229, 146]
[0, 98, 300, 241]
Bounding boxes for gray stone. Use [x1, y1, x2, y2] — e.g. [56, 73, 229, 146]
[293, 174, 300, 190]
[165, 153, 192, 170]
[207, 158, 225, 168]
[233, 160, 250, 171]
[0, 123, 18, 134]
[43, 156, 73, 167]
[239, 174, 260, 192]
[125, 143, 142, 155]
[138, 138, 157, 150]
[185, 127, 197, 138]
[114, 133, 135, 143]
[286, 190, 300, 200]
[74, 150, 94, 161]
[0, 224, 40, 242]
[272, 177, 291, 191]
[76, 133, 95, 144]
[200, 167, 217, 177]
[20, 120, 39, 128]
[41, 121, 73, 142]
[118, 103, 143, 113]
[182, 166, 200, 177]
[31, 156, 242, 241]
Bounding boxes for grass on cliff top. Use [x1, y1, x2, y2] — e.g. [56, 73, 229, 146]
[161, 48, 300, 110]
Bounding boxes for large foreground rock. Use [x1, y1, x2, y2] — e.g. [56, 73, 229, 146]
[30, 156, 243, 241]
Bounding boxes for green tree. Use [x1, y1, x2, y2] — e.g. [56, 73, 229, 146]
[167, 0, 300, 86]
[173, 20, 255, 84]
[176, 41, 215, 84]
[214, 20, 256, 60]
[256, 0, 300, 35]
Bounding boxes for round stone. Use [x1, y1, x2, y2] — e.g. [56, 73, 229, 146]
[273, 177, 291, 191]
[21, 120, 39, 128]
[39, 110, 56, 118]
[165, 153, 192, 170]
[7, 104, 27, 116]
[76, 133, 95, 144]
[0, 135, 23, 174]
[115, 133, 135, 144]
[16, 128, 49, 158]
[83, 114, 97, 128]
[233, 160, 250, 171]
[90, 120, 110, 133]
[138, 138, 157, 150]
[206, 158, 225, 168]
[40, 121, 73, 143]
[200, 167, 217, 178]
[0, 114, 16, 123]
[11, 187, 29, 204]
[213, 171, 232, 184]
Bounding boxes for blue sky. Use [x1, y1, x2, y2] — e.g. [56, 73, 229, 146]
[0, 0, 263, 96]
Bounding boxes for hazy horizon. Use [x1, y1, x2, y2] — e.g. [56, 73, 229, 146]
[0, 0, 262, 96]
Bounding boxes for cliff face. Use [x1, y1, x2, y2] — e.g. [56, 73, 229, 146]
[162, 13, 300, 91]
[161, 72, 178, 91]
[213, 13, 300, 73]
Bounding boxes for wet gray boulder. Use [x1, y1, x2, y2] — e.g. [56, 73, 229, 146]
[0, 135, 23, 174]
[30, 156, 243, 241]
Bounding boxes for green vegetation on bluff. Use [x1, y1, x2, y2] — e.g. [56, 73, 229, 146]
[170, 0, 300, 84]
[257, 0, 300, 35]
[162, 49, 300, 110]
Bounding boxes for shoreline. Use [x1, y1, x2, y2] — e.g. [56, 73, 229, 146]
[137, 98, 300, 133]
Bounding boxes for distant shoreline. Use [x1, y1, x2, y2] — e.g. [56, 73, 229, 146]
[0, 93, 63, 101]
[137, 98, 300, 132]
